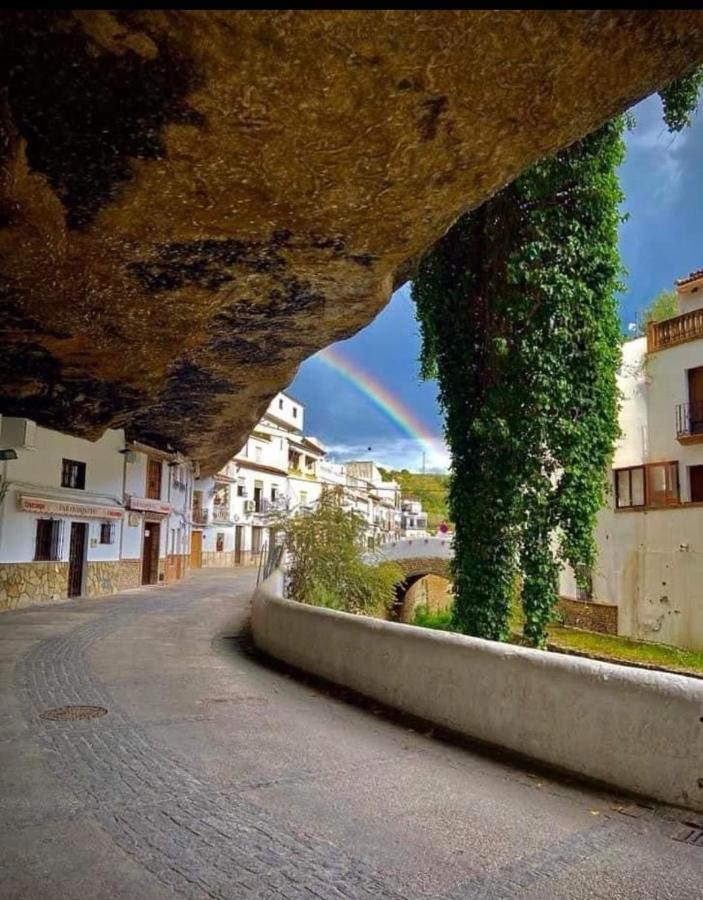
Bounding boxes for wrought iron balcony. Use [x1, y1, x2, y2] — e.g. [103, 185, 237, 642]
[212, 506, 233, 524]
[648, 309, 703, 352]
[192, 508, 209, 525]
[676, 401, 703, 442]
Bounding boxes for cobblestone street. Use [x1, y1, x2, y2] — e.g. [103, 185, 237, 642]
[1, 569, 700, 899]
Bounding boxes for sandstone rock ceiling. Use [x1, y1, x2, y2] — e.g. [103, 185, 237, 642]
[2, 10, 703, 473]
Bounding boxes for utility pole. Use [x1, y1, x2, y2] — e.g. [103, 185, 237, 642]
[421, 451, 426, 475]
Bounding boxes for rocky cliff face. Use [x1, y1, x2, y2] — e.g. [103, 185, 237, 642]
[2, 10, 703, 472]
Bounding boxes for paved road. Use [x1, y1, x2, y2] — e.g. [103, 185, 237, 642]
[1, 570, 700, 899]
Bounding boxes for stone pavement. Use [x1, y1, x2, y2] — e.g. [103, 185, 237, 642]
[1, 569, 700, 899]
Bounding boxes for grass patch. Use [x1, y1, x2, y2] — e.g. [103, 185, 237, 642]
[412, 599, 703, 676]
[412, 606, 454, 631]
[546, 626, 703, 676]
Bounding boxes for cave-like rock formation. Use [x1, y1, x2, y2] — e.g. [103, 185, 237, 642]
[2, 10, 703, 472]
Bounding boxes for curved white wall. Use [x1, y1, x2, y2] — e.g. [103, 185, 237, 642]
[253, 572, 703, 811]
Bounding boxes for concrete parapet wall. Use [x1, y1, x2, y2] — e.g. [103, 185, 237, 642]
[252, 571, 703, 810]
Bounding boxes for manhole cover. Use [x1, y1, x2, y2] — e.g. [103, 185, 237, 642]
[39, 705, 108, 721]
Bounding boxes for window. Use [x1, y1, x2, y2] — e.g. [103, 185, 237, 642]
[61, 458, 85, 489]
[690, 465, 703, 503]
[147, 458, 162, 499]
[216, 532, 225, 552]
[237, 479, 246, 497]
[271, 484, 278, 502]
[292, 406, 298, 418]
[35, 519, 62, 561]
[300, 491, 308, 507]
[614, 462, 679, 509]
[255, 445, 262, 463]
[100, 522, 115, 545]
[278, 398, 283, 410]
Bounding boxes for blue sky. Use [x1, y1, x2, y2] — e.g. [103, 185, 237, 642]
[291, 93, 703, 472]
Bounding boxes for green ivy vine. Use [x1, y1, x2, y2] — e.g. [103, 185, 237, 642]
[412, 76, 701, 647]
[412, 119, 625, 647]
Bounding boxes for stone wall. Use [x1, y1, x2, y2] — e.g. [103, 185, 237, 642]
[201, 550, 235, 568]
[253, 572, 703, 811]
[558, 597, 618, 636]
[118, 559, 142, 591]
[86, 561, 122, 597]
[0, 562, 69, 610]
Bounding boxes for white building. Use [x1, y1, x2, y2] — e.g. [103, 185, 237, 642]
[560, 269, 703, 650]
[401, 498, 430, 538]
[191, 398, 403, 565]
[0, 418, 194, 609]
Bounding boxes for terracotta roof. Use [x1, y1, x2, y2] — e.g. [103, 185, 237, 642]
[675, 268, 703, 288]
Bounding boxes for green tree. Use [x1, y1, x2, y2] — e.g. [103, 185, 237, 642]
[636, 289, 677, 334]
[284, 493, 402, 616]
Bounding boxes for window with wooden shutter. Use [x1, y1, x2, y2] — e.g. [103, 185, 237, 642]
[147, 459, 162, 499]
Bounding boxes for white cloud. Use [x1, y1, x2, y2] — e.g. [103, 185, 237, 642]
[324, 437, 450, 473]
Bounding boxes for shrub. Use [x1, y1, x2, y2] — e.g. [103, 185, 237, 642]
[284, 494, 403, 617]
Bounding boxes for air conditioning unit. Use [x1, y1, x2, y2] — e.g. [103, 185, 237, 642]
[1, 417, 37, 450]
[244, 500, 255, 513]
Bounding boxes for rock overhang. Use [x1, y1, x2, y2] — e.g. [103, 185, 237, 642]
[2, 10, 703, 473]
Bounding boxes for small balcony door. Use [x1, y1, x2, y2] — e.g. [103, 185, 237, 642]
[688, 366, 703, 435]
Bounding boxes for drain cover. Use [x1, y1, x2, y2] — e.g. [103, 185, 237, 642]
[39, 705, 108, 721]
[672, 823, 703, 847]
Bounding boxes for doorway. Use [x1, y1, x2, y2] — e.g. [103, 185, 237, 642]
[235, 525, 243, 565]
[141, 521, 161, 585]
[688, 366, 703, 434]
[67, 522, 87, 597]
[252, 526, 263, 561]
[190, 530, 202, 568]
[691, 465, 703, 503]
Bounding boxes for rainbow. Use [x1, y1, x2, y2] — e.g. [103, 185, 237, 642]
[317, 346, 447, 465]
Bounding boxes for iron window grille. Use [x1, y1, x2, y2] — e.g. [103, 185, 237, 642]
[61, 458, 86, 489]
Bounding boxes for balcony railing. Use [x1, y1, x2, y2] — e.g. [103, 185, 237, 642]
[212, 506, 232, 524]
[675, 401, 703, 439]
[192, 508, 208, 525]
[648, 309, 703, 352]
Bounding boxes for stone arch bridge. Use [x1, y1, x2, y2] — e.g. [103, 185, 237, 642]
[365, 538, 454, 621]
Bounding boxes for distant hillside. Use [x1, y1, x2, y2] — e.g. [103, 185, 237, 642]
[378, 467, 450, 530]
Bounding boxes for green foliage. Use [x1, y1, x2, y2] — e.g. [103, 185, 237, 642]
[285, 494, 403, 616]
[636, 289, 677, 334]
[412, 118, 625, 647]
[378, 467, 450, 528]
[658, 66, 703, 132]
[412, 605, 454, 631]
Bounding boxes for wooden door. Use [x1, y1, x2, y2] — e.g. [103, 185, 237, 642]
[67, 522, 86, 597]
[235, 525, 243, 565]
[691, 466, 703, 503]
[688, 366, 703, 434]
[190, 530, 203, 568]
[141, 522, 160, 584]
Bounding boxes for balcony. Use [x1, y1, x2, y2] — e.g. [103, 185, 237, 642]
[648, 309, 703, 352]
[212, 506, 233, 524]
[192, 508, 208, 526]
[675, 401, 703, 444]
